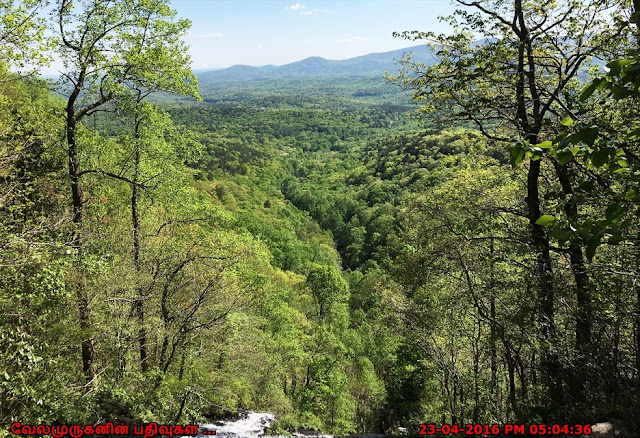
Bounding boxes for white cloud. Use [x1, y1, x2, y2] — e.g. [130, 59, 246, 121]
[337, 36, 368, 43]
[200, 32, 224, 38]
[286, 3, 305, 10]
[299, 8, 327, 15]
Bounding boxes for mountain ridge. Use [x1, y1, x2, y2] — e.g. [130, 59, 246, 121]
[197, 45, 435, 83]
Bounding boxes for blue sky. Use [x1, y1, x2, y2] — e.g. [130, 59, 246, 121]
[177, 0, 456, 70]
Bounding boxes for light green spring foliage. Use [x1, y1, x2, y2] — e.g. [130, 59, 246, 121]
[56, 0, 199, 102]
[0, 63, 78, 428]
[391, 0, 626, 139]
[513, 53, 640, 261]
[2, 0, 640, 434]
[0, 0, 50, 68]
[389, 0, 640, 427]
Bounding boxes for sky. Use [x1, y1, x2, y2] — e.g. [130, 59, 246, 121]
[175, 0, 456, 70]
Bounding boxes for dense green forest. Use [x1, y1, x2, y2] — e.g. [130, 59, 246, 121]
[2, 0, 640, 436]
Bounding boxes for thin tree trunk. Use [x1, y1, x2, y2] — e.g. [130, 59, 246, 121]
[514, 0, 561, 406]
[178, 349, 187, 381]
[159, 282, 170, 369]
[514, 349, 527, 401]
[132, 116, 148, 372]
[489, 241, 498, 397]
[503, 339, 517, 414]
[553, 162, 592, 352]
[67, 110, 96, 383]
[634, 0, 640, 41]
[473, 318, 480, 423]
[528, 159, 561, 406]
[174, 388, 191, 423]
[552, 161, 592, 402]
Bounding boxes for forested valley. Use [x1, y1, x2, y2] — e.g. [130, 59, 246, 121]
[2, 0, 640, 436]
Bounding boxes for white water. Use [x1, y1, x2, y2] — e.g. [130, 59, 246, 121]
[197, 411, 337, 438]
[199, 412, 278, 438]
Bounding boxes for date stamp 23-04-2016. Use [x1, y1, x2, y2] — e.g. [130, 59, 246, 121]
[418, 423, 594, 436]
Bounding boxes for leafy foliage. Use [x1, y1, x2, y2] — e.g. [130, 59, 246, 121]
[2, 0, 640, 434]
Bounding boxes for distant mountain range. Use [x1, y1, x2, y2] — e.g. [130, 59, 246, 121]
[197, 45, 435, 83]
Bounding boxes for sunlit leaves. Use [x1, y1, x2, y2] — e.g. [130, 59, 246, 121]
[535, 46, 640, 260]
[0, 0, 50, 68]
[560, 117, 574, 127]
[56, 0, 200, 109]
[509, 142, 526, 167]
[535, 215, 556, 226]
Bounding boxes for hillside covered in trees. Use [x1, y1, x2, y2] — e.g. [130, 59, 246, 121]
[2, 0, 640, 436]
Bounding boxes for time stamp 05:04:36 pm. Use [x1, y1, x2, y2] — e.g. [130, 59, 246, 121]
[418, 423, 594, 435]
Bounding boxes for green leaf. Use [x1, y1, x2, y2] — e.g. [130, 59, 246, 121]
[621, 71, 634, 86]
[509, 145, 525, 167]
[536, 215, 555, 226]
[624, 189, 637, 200]
[560, 117, 573, 127]
[569, 134, 582, 145]
[610, 59, 635, 78]
[551, 229, 572, 246]
[586, 233, 601, 261]
[557, 149, 574, 164]
[579, 126, 599, 146]
[611, 85, 630, 100]
[536, 140, 553, 149]
[606, 59, 622, 76]
[605, 204, 625, 223]
[607, 233, 625, 244]
[558, 137, 572, 148]
[590, 148, 611, 167]
[577, 181, 596, 193]
[624, 127, 640, 138]
[580, 80, 598, 100]
[530, 149, 543, 161]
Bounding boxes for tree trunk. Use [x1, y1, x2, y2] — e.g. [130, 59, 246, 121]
[159, 282, 170, 369]
[514, 0, 562, 406]
[552, 161, 592, 402]
[473, 319, 480, 423]
[528, 159, 561, 406]
[132, 117, 148, 372]
[67, 110, 96, 383]
[489, 241, 498, 397]
[503, 340, 517, 414]
[553, 162, 592, 352]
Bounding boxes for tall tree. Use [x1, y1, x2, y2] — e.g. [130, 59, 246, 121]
[542, 1, 640, 413]
[391, 0, 627, 406]
[118, 100, 198, 372]
[54, 0, 198, 382]
[115, 20, 200, 370]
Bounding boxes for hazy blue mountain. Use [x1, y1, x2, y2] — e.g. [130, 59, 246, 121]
[198, 45, 435, 83]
